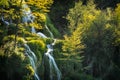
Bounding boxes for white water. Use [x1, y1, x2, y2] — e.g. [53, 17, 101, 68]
[22, 0, 35, 34]
[22, 1, 40, 80]
[45, 43, 61, 80]
[24, 44, 40, 80]
[45, 25, 54, 39]
[37, 32, 47, 38]
[22, 0, 34, 23]
[24, 44, 37, 62]
[1, 16, 10, 25]
[37, 25, 61, 80]
[22, 0, 61, 80]
[32, 26, 36, 33]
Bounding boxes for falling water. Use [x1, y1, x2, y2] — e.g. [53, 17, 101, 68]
[22, 0, 36, 34]
[45, 25, 54, 39]
[32, 26, 36, 33]
[22, 0, 34, 23]
[45, 40, 61, 80]
[22, 1, 40, 80]
[37, 26, 61, 80]
[24, 44, 37, 62]
[22, 0, 61, 80]
[1, 16, 10, 25]
[37, 32, 47, 38]
[24, 44, 40, 80]
[45, 24, 61, 80]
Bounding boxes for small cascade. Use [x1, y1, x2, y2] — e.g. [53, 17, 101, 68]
[32, 26, 36, 33]
[22, 0, 61, 80]
[45, 25, 54, 39]
[31, 20, 36, 34]
[22, 1, 36, 34]
[45, 40, 61, 80]
[24, 44, 40, 80]
[37, 25, 61, 80]
[1, 16, 10, 25]
[22, 0, 34, 23]
[22, 0, 40, 80]
[24, 44, 37, 62]
[37, 32, 47, 38]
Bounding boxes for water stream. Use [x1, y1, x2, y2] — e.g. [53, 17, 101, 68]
[24, 44, 40, 80]
[1, 0, 61, 80]
[45, 40, 61, 80]
[22, 1, 40, 80]
[22, 0, 61, 80]
[1, 16, 10, 25]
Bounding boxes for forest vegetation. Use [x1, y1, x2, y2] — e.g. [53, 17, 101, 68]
[0, 0, 120, 80]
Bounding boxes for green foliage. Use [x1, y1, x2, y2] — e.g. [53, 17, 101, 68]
[66, 1, 100, 34]
[0, 0, 23, 22]
[25, 0, 54, 30]
[64, 1, 119, 80]
[27, 40, 46, 62]
[114, 3, 120, 46]
[0, 0, 9, 7]
[62, 32, 84, 56]
[48, 0, 75, 35]
[84, 11, 115, 78]
[0, 0, 120, 80]
[26, 0, 53, 13]
[0, 41, 34, 80]
[33, 12, 46, 23]
[45, 14, 61, 37]
[23, 64, 34, 80]
[115, 4, 120, 21]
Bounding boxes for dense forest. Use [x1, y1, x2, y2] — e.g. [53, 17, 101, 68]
[0, 0, 120, 80]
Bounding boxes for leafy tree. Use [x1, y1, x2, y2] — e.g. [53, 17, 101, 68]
[66, 1, 100, 35]
[65, 1, 117, 80]
[114, 3, 120, 45]
[62, 29, 84, 58]
[26, 0, 53, 13]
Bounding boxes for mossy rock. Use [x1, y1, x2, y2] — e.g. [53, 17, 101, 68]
[27, 40, 46, 63]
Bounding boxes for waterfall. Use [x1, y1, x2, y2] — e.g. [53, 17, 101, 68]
[22, 0, 34, 23]
[37, 32, 47, 38]
[45, 25, 61, 80]
[24, 44, 40, 80]
[37, 26, 61, 80]
[45, 25, 54, 39]
[1, 16, 10, 25]
[24, 44, 37, 62]
[32, 26, 36, 33]
[22, 0, 61, 80]
[45, 41, 61, 80]
[22, 1, 40, 80]
[22, 0, 36, 34]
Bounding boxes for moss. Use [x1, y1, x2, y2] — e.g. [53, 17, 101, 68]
[27, 40, 46, 63]
[3, 35, 25, 43]
[33, 12, 46, 23]
[23, 30, 37, 37]
[44, 38, 54, 44]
